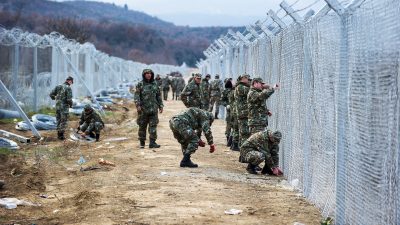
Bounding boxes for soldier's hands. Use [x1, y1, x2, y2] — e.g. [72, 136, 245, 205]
[272, 167, 283, 176]
[159, 108, 163, 114]
[273, 83, 280, 90]
[198, 139, 206, 147]
[267, 110, 272, 117]
[209, 144, 216, 153]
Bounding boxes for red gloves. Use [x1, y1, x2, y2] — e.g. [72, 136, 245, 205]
[272, 167, 283, 176]
[209, 144, 216, 153]
[267, 110, 272, 117]
[198, 139, 206, 147]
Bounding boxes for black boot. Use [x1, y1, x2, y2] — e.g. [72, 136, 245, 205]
[95, 134, 100, 142]
[149, 139, 160, 148]
[57, 131, 65, 140]
[89, 132, 95, 138]
[180, 154, 198, 168]
[227, 136, 233, 147]
[231, 142, 240, 151]
[214, 112, 219, 119]
[261, 164, 274, 175]
[246, 163, 257, 174]
[140, 140, 145, 148]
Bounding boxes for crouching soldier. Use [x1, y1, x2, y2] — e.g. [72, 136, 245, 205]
[169, 107, 216, 168]
[78, 104, 104, 141]
[239, 130, 283, 175]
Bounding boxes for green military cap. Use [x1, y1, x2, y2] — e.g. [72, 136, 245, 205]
[66, 76, 74, 83]
[238, 74, 250, 80]
[272, 131, 282, 140]
[251, 77, 264, 85]
[205, 74, 211, 78]
[194, 73, 202, 78]
[215, 74, 220, 79]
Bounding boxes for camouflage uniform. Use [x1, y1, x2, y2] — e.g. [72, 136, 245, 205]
[161, 76, 171, 100]
[175, 76, 186, 100]
[180, 74, 202, 108]
[235, 77, 251, 146]
[200, 76, 211, 110]
[50, 78, 73, 138]
[155, 75, 162, 91]
[239, 130, 281, 170]
[228, 86, 240, 149]
[171, 76, 178, 100]
[79, 105, 104, 141]
[134, 69, 163, 146]
[247, 79, 275, 135]
[209, 75, 223, 118]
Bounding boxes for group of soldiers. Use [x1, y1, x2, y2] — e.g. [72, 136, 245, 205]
[155, 72, 186, 101]
[50, 69, 283, 176]
[134, 69, 283, 176]
[50, 76, 104, 142]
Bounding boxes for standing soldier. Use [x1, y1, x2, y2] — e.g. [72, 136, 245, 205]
[209, 74, 223, 119]
[247, 77, 279, 135]
[50, 76, 73, 140]
[235, 74, 251, 147]
[78, 104, 104, 142]
[200, 74, 211, 110]
[134, 69, 163, 148]
[169, 107, 216, 167]
[175, 75, 186, 100]
[161, 75, 171, 101]
[180, 73, 202, 108]
[220, 78, 233, 145]
[155, 74, 162, 91]
[171, 75, 178, 100]
[239, 130, 283, 175]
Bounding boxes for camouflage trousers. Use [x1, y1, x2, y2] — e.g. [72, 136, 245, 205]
[171, 88, 176, 100]
[137, 111, 159, 141]
[169, 117, 199, 155]
[249, 125, 266, 136]
[56, 109, 69, 133]
[175, 89, 182, 100]
[243, 150, 265, 166]
[209, 96, 221, 116]
[80, 122, 104, 134]
[225, 108, 231, 137]
[162, 89, 169, 100]
[201, 99, 210, 111]
[238, 118, 250, 146]
[231, 115, 239, 142]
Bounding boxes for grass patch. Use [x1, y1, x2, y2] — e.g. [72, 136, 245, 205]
[0, 147, 18, 155]
[27, 107, 56, 117]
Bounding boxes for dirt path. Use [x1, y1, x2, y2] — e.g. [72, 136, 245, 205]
[0, 98, 321, 225]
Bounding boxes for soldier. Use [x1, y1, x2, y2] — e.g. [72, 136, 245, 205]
[228, 80, 240, 151]
[220, 78, 233, 145]
[171, 75, 178, 100]
[155, 74, 162, 90]
[200, 74, 211, 110]
[134, 69, 164, 148]
[247, 77, 279, 135]
[209, 74, 223, 119]
[239, 130, 283, 175]
[175, 75, 186, 100]
[180, 73, 202, 108]
[169, 107, 216, 167]
[161, 75, 171, 101]
[235, 74, 251, 147]
[50, 76, 73, 140]
[78, 104, 104, 141]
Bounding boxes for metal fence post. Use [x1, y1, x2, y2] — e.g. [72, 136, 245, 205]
[12, 44, 19, 97]
[33, 46, 38, 112]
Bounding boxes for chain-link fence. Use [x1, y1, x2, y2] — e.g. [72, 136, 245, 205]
[0, 28, 192, 112]
[199, 0, 400, 224]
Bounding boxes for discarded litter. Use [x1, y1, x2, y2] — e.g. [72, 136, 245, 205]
[103, 137, 129, 142]
[293, 222, 305, 225]
[39, 194, 48, 198]
[99, 158, 116, 167]
[77, 156, 86, 165]
[160, 171, 167, 176]
[70, 133, 95, 143]
[224, 209, 243, 215]
[291, 179, 300, 190]
[0, 198, 40, 209]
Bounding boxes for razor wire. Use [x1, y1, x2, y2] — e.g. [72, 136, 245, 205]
[199, 0, 400, 224]
[0, 27, 192, 112]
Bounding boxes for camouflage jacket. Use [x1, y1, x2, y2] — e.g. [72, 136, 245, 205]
[247, 87, 275, 126]
[200, 79, 210, 104]
[49, 82, 73, 112]
[134, 80, 163, 114]
[176, 77, 186, 91]
[79, 109, 104, 126]
[171, 77, 178, 90]
[155, 78, 162, 88]
[161, 77, 171, 90]
[172, 107, 214, 145]
[240, 130, 279, 167]
[234, 82, 250, 119]
[180, 80, 202, 108]
[209, 79, 223, 97]
[228, 88, 236, 116]
[220, 88, 231, 107]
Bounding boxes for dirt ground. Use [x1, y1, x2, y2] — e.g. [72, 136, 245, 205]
[0, 96, 322, 225]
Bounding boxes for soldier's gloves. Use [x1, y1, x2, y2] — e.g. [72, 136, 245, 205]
[209, 144, 216, 153]
[272, 167, 283, 176]
[274, 83, 280, 90]
[267, 110, 272, 117]
[198, 139, 206, 147]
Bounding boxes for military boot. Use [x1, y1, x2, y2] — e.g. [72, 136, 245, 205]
[57, 131, 65, 140]
[231, 142, 240, 151]
[246, 163, 257, 174]
[180, 154, 198, 168]
[214, 111, 219, 119]
[139, 140, 145, 148]
[89, 132, 95, 139]
[149, 139, 160, 148]
[261, 164, 274, 175]
[227, 136, 233, 147]
[95, 134, 100, 142]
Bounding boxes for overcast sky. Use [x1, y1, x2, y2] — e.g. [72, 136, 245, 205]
[62, 0, 322, 27]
